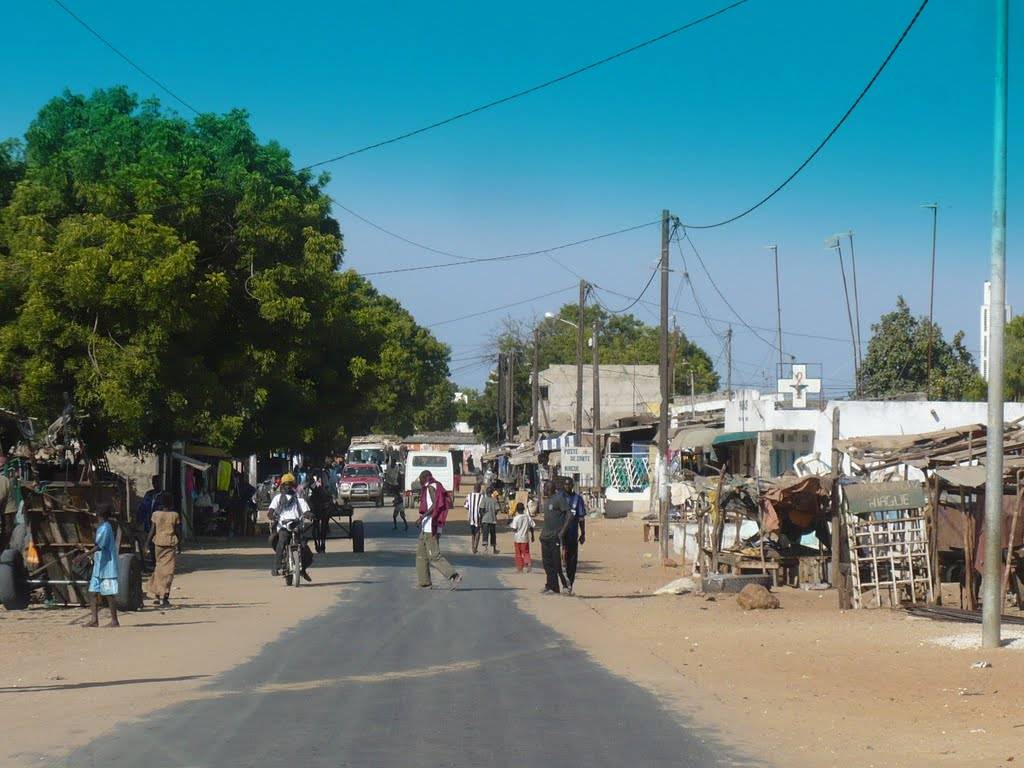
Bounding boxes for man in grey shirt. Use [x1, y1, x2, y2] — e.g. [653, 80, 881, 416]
[480, 491, 500, 554]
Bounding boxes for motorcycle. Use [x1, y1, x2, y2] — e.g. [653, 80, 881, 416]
[271, 514, 314, 587]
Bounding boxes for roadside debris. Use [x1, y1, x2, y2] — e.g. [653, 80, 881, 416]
[736, 583, 780, 610]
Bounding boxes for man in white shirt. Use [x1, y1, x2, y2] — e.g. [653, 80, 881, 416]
[415, 470, 461, 589]
[269, 473, 312, 580]
[464, 484, 485, 553]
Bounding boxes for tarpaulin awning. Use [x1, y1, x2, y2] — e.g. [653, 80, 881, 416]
[509, 446, 538, 466]
[672, 426, 724, 452]
[712, 431, 758, 446]
[760, 475, 831, 534]
[537, 431, 576, 452]
[172, 453, 211, 472]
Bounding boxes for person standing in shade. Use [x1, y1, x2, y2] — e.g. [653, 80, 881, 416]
[82, 506, 119, 627]
[415, 470, 462, 589]
[538, 481, 572, 594]
[145, 492, 181, 607]
[509, 501, 535, 573]
[559, 477, 588, 594]
[480, 489, 500, 554]
[464, 483, 485, 553]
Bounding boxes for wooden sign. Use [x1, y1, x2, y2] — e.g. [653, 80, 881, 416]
[843, 481, 926, 515]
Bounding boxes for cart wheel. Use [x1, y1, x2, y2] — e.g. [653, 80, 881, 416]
[351, 520, 365, 553]
[116, 553, 143, 611]
[0, 549, 30, 610]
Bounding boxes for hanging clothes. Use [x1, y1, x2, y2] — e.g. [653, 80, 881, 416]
[216, 460, 232, 492]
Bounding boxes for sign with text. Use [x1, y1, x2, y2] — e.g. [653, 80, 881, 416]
[561, 446, 594, 474]
[843, 481, 926, 516]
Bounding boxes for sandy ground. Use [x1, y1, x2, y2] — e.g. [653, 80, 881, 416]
[499, 513, 1024, 768]
[0, 536, 366, 765]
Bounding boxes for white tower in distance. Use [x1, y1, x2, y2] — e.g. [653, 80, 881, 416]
[981, 280, 1013, 380]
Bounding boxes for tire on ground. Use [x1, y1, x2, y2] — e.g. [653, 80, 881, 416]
[0, 549, 31, 610]
[115, 553, 143, 611]
[351, 520, 365, 553]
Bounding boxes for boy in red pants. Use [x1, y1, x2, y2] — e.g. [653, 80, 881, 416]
[508, 502, 536, 572]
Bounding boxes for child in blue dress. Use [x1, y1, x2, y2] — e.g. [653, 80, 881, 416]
[83, 506, 120, 627]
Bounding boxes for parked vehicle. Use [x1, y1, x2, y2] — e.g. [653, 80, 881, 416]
[338, 463, 385, 506]
[404, 451, 455, 495]
[346, 435, 403, 492]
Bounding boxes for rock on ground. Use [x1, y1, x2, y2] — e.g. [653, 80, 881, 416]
[736, 583, 779, 610]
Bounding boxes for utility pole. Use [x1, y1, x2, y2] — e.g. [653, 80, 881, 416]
[766, 245, 783, 372]
[829, 239, 860, 396]
[922, 205, 939, 396]
[659, 210, 671, 564]
[690, 368, 696, 419]
[508, 351, 515, 441]
[532, 328, 540, 443]
[576, 279, 586, 448]
[983, 0, 1008, 650]
[726, 326, 733, 400]
[496, 353, 504, 441]
[592, 319, 601, 494]
[845, 232, 863, 373]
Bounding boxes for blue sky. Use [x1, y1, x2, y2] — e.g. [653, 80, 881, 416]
[3, 0, 1020, 395]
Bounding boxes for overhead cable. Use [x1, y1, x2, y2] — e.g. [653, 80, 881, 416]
[50, 0, 201, 116]
[427, 285, 576, 327]
[681, 0, 929, 229]
[299, 1, 751, 170]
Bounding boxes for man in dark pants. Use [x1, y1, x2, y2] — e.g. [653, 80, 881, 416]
[539, 480, 571, 594]
[559, 477, 587, 595]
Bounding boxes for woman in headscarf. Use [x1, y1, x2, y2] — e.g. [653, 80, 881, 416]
[81, 506, 119, 627]
[146, 492, 181, 607]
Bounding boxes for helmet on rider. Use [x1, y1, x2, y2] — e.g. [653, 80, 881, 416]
[280, 472, 296, 488]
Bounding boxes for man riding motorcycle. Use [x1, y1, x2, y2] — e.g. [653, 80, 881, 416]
[268, 473, 314, 581]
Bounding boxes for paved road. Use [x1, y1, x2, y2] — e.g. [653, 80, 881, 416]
[61, 508, 750, 768]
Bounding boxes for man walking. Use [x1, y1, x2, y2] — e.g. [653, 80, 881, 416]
[464, 483, 484, 553]
[480, 490, 500, 554]
[415, 470, 462, 589]
[538, 480, 571, 594]
[559, 477, 587, 594]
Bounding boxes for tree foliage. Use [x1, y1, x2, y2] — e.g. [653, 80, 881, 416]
[0, 88, 453, 455]
[463, 303, 719, 442]
[858, 296, 985, 401]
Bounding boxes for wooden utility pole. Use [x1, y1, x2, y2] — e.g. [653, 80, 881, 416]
[830, 408, 852, 609]
[592, 319, 601, 494]
[496, 353, 505, 440]
[659, 210, 671, 564]
[507, 351, 515, 440]
[532, 328, 540, 442]
[726, 326, 733, 400]
[576, 279, 586, 448]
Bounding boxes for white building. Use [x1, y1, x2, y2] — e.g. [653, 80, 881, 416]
[723, 390, 1024, 478]
[538, 364, 660, 432]
[980, 280, 1013, 380]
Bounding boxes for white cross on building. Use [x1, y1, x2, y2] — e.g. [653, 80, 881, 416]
[777, 364, 821, 409]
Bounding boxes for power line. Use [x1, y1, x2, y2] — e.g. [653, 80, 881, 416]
[672, 229, 723, 340]
[360, 219, 659, 276]
[333, 201, 472, 261]
[49, 0, 201, 116]
[593, 265, 660, 314]
[299, 1, 751, 170]
[682, 0, 930, 229]
[680, 228, 783, 356]
[427, 285, 576, 327]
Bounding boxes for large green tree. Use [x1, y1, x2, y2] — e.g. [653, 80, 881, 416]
[463, 304, 719, 442]
[858, 296, 985, 401]
[0, 88, 453, 455]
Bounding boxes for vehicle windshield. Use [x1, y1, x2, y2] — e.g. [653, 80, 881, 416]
[343, 466, 379, 477]
[411, 455, 448, 468]
[347, 448, 385, 464]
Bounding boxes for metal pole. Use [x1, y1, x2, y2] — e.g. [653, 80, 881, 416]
[768, 245, 783, 371]
[832, 242, 860, 396]
[576, 279, 586, 448]
[923, 205, 939, 397]
[508, 351, 515, 440]
[592, 319, 601, 494]
[659, 210, 671, 564]
[846, 231, 863, 372]
[982, 0, 1008, 650]
[532, 328, 540, 443]
[690, 369, 696, 418]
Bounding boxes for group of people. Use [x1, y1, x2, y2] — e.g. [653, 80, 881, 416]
[412, 471, 588, 595]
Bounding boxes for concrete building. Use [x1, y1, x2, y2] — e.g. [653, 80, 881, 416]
[538, 364, 660, 432]
[723, 390, 1024, 478]
[981, 280, 1013, 380]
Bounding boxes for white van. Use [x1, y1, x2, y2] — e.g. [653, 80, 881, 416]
[405, 451, 455, 494]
